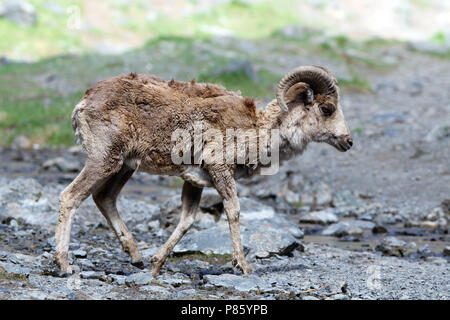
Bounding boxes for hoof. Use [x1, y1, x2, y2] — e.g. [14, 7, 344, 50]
[55, 262, 73, 277]
[57, 266, 73, 278]
[232, 258, 253, 274]
[131, 260, 145, 270]
[150, 266, 161, 277]
[59, 272, 73, 278]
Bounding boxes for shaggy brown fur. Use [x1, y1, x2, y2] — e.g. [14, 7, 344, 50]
[56, 67, 352, 278]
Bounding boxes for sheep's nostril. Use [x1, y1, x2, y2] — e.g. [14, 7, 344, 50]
[347, 138, 353, 147]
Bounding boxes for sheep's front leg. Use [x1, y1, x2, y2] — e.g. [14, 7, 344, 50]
[150, 181, 203, 276]
[210, 168, 253, 274]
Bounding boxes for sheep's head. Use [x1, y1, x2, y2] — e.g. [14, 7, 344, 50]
[276, 66, 353, 152]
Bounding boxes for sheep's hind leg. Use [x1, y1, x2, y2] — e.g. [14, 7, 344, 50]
[92, 165, 144, 269]
[55, 160, 122, 275]
[151, 181, 203, 276]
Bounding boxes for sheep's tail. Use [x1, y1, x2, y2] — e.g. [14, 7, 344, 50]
[71, 99, 88, 150]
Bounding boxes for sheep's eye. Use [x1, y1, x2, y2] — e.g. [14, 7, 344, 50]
[319, 103, 336, 117]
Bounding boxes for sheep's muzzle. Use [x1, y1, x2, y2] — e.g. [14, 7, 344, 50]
[332, 135, 353, 152]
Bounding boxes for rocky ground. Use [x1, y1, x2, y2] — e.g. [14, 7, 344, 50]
[0, 35, 449, 299]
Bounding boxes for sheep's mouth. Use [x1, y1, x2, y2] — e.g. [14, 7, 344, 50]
[336, 142, 350, 152]
[329, 137, 352, 152]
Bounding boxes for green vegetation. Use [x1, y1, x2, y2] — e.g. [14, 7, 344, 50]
[292, 202, 304, 208]
[0, 0, 83, 60]
[198, 69, 279, 98]
[0, 33, 387, 147]
[338, 74, 372, 92]
[0, 90, 83, 146]
[2, 0, 432, 147]
[0, 0, 305, 61]
[430, 31, 447, 45]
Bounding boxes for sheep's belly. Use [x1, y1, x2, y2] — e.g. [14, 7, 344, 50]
[180, 167, 214, 188]
[124, 157, 182, 176]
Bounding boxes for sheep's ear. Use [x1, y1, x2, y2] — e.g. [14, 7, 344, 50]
[284, 82, 314, 110]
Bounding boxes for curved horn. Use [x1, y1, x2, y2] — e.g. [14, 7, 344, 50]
[276, 66, 337, 111]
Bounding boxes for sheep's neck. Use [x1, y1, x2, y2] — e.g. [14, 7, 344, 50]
[257, 100, 310, 163]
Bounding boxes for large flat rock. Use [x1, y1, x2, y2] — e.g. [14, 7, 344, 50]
[174, 197, 303, 258]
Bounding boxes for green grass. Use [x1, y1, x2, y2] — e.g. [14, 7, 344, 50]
[0, 0, 84, 60]
[338, 74, 372, 92]
[0, 90, 83, 146]
[2, 0, 413, 147]
[0, 0, 306, 61]
[317, 35, 401, 70]
[292, 202, 304, 208]
[0, 30, 385, 147]
[198, 69, 279, 98]
[0, 33, 380, 147]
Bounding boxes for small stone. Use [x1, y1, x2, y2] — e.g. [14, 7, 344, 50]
[443, 246, 450, 257]
[140, 285, 170, 294]
[176, 288, 197, 298]
[372, 225, 387, 234]
[0, 0, 37, 26]
[156, 274, 191, 287]
[419, 220, 437, 229]
[11, 135, 31, 149]
[134, 223, 148, 233]
[78, 259, 94, 268]
[322, 220, 374, 237]
[417, 245, 433, 258]
[299, 209, 339, 225]
[39, 251, 53, 261]
[1, 263, 31, 276]
[425, 125, 450, 142]
[147, 220, 160, 231]
[283, 188, 301, 205]
[126, 272, 153, 286]
[426, 207, 445, 221]
[333, 294, 349, 300]
[314, 183, 333, 207]
[302, 295, 320, 300]
[375, 237, 406, 257]
[80, 271, 105, 279]
[300, 193, 315, 206]
[288, 226, 304, 239]
[42, 157, 80, 172]
[375, 213, 398, 225]
[73, 250, 87, 258]
[110, 275, 127, 285]
[9, 219, 19, 231]
[404, 219, 420, 228]
[204, 274, 272, 292]
[425, 257, 447, 265]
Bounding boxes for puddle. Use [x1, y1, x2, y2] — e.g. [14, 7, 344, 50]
[301, 222, 449, 259]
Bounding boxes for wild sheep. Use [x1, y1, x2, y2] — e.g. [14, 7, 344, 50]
[55, 66, 353, 276]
